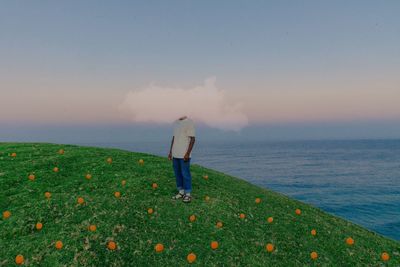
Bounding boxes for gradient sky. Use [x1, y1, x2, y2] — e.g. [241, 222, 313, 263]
[1, 1, 400, 137]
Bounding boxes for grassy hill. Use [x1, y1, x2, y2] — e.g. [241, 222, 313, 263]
[0, 143, 399, 266]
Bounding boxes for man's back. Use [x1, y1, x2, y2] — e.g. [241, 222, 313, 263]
[172, 118, 195, 159]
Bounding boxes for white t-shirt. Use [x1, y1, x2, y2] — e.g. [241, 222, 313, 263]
[172, 118, 195, 158]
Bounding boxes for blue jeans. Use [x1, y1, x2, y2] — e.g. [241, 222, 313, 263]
[172, 157, 192, 193]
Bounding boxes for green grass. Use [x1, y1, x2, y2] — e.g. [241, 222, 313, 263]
[0, 142, 399, 266]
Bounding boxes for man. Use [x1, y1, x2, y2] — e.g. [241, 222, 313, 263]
[168, 115, 196, 203]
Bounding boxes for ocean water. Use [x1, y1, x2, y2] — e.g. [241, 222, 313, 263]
[78, 140, 400, 241]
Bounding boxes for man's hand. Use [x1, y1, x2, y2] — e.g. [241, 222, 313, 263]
[168, 152, 172, 161]
[183, 153, 190, 161]
[183, 136, 195, 162]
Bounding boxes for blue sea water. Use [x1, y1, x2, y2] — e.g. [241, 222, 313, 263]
[78, 140, 400, 241]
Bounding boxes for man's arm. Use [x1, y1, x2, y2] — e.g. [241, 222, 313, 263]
[183, 136, 195, 161]
[168, 136, 174, 160]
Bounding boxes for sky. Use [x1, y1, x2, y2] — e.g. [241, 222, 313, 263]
[1, 1, 400, 140]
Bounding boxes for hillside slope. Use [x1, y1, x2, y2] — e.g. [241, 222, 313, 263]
[0, 143, 399, 266]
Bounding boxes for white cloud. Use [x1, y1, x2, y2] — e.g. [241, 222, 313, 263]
[119, 77, 248, 131]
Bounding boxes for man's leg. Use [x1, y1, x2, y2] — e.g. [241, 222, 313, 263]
[181, 158, 192, 195]
[172, 157, 184, 194]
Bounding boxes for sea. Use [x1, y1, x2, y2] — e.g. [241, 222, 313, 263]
[77, 139, 400, 241]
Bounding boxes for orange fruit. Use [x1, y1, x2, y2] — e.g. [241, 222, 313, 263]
[152, 183, 158, 189]
[148, 208, 154, 214]
[204, 196, 210, 201]
[36, 222, 43, 230]
[77, 197, 85, 204]
[239, 213, 246, 219]
[53, 167, 59, 172]
[310, 251, 318, 260]
[58, 149, 64, 155]
[138, 159, 144, 165]
[106, 157, 113, 163]
[381, 252, 390, 261]
[44, 192, 51, 199]
[266, 243, 274, 252]
[85, 174, 92, 180]
[11, 152, 17, 157]
[187, 252, 196, 263]
[107, 241, 117, 250]
[3, 210, 11, 219]
[203, 174, 208, 180]
[114, 191, 121, 198]
[216, 221, 223, 228]
[28, 174, 35, 181]
[210, 241, 219, 250]
[255, 198, 261, 204]
[155, 243, 164, 252]
[89, 224, 97, 232]
[15, 255, 24, 265]
[311, 229, 317, 236]
[267, 217, 273, 223]
[55, 240, 63, 250]
[295, 209, 301, 215]
[346, 237, 354, 245]
[121, 180, 126, 186]
[189, 215, 196, 222]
